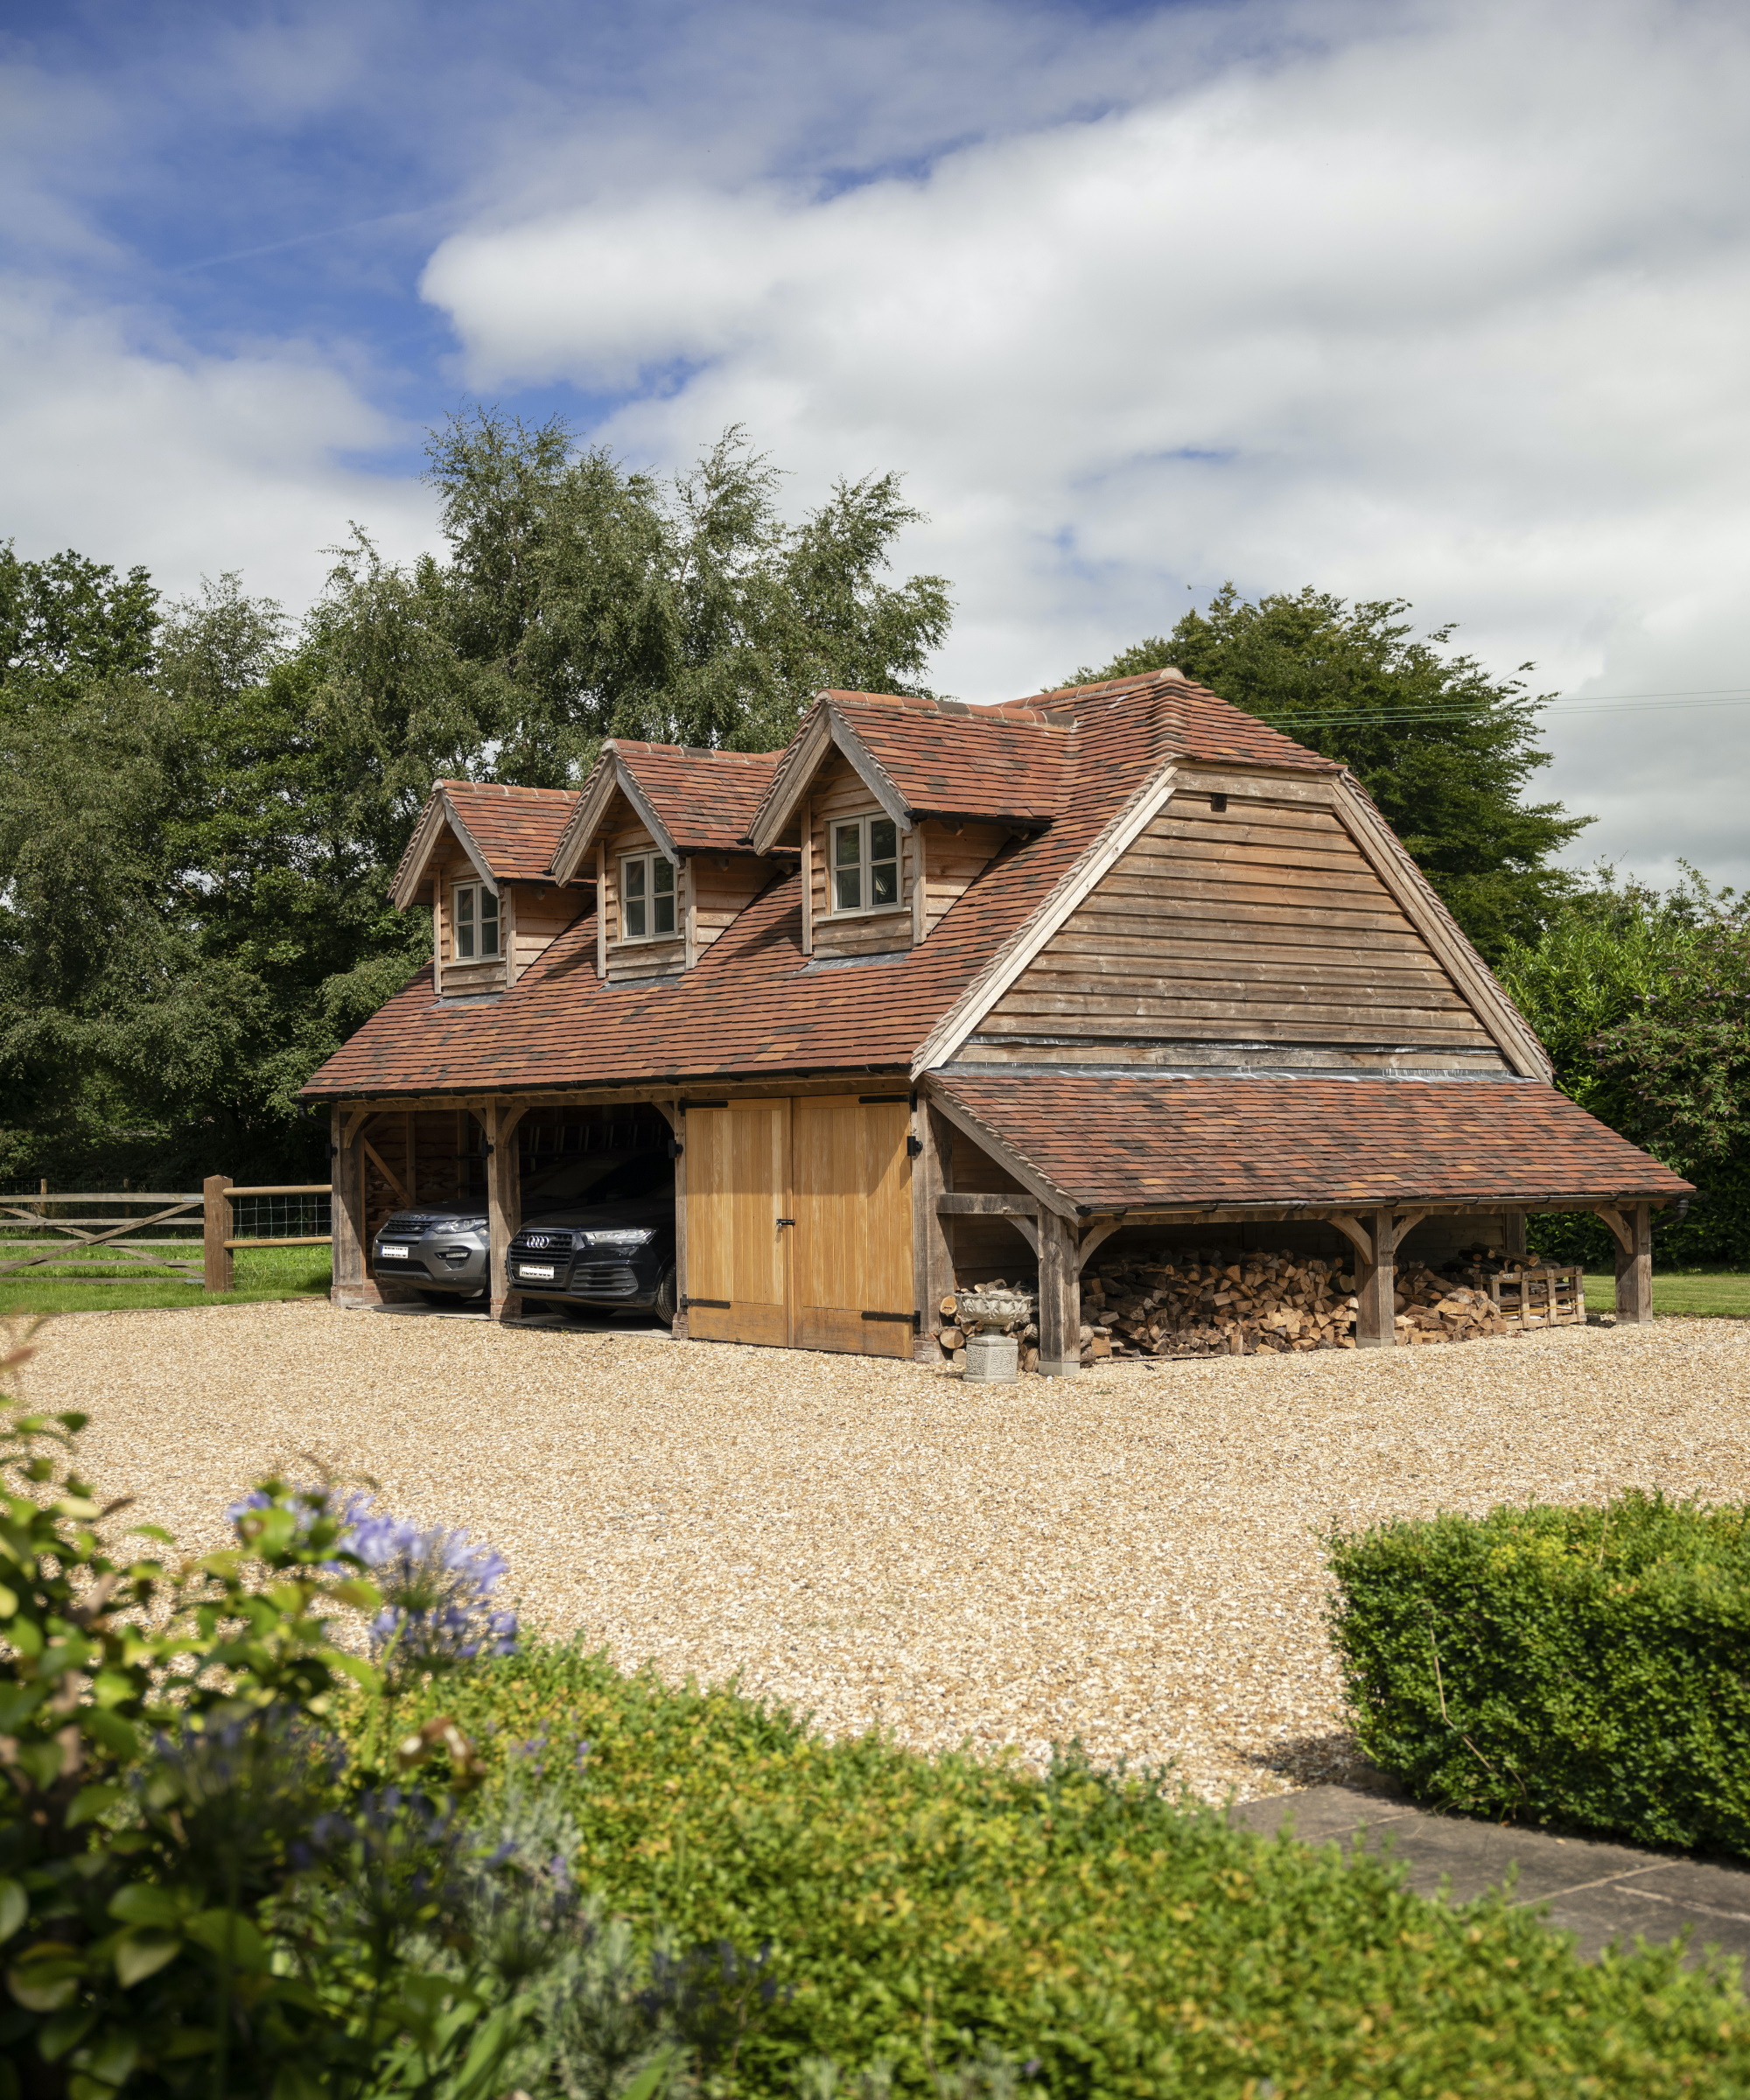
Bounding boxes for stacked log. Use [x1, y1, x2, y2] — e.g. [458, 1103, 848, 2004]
[1082, 1251, 1358, 1357]
[934, 1244, 1580, 1366]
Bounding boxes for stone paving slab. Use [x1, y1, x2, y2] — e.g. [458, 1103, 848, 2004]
[1228, 1784, 1750, 1964]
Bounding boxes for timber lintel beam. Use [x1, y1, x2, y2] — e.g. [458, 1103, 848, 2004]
[936, 1194, 1040, 1217]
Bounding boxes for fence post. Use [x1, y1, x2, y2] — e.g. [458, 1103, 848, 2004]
[203, 1175, 234, 1293]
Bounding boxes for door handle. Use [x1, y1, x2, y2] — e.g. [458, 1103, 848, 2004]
[776, 1217, 796, 1227]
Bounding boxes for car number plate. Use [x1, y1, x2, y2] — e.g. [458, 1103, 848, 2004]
[516, 1263, 556, 1281]
[379, 1244, 411, 1259]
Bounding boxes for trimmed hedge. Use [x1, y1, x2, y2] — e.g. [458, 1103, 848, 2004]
[1326, 1491, 1750, 1854]
[360, 1639, 1750, 2097]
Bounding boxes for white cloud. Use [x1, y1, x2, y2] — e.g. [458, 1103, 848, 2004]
[422, 0, 1750, 885]
[0, 279, 436, 612]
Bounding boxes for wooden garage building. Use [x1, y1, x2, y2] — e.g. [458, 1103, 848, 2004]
[302, 670, 1691, 1369]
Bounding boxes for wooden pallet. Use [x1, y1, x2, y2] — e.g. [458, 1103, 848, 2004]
[1489, 1265, 1585, 1328]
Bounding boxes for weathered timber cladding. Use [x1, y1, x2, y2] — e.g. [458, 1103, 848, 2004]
[436, 850, 508, 997]
[920, 820, 1010, 936]
[984, 790, 1508, 1059]
[807, 753, 915, 958]
[690, 857, 773, 959]
[598, 794, 684, 983]
[510, 885, 582, 984]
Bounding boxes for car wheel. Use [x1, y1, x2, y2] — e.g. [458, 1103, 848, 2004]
[654, 1265, 677, 1329]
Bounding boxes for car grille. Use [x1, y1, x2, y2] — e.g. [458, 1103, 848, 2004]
[512, 1232, 572, 1252]
[569, 1263, 640, 1297]
[387, 1215, 450, 1234]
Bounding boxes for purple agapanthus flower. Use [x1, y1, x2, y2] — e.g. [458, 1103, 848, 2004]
[228, 1484, 517, 1678]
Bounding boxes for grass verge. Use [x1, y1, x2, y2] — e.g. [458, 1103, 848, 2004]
[356, 1640, 1750, 2097]
[1583, 1270, 1750, 1319]
[0, 1242, 331, 1314]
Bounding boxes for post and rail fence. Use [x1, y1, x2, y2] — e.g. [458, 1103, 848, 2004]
[0, 1180, 333, 1293]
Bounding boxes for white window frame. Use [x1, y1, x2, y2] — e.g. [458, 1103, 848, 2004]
[620, 850, 678, 942]
[829, 813, 904, 916]
[452, 879, 500, 961]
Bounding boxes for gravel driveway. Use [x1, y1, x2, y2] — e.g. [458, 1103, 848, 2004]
[19, 1302, 1750, 1801]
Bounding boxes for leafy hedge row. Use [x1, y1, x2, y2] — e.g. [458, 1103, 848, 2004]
[373, 1640, 1750, 2097]
[1326, 1491, 1750, 1854]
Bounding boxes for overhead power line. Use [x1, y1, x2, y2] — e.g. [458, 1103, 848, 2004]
[1251, 689, 1750, 732]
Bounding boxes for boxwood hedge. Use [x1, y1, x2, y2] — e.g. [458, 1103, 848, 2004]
[1326, 1490, 1750, 1854]
[363, 1637, 1750, 2097]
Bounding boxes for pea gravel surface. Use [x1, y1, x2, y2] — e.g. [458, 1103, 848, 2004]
[19, 1302, 1750, 1802]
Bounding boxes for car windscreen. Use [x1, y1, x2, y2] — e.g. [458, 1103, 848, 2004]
[578, 1153, 673, 1202]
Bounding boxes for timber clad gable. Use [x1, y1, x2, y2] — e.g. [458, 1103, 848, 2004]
[309, 667, 1690, 1362]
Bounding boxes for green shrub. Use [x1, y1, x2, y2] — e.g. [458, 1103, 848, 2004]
[368, 1639, 1750, 2098]
[1326, 1491, 1750, 1854]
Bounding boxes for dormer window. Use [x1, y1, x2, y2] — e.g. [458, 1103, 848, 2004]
[621, 851, 676, 941]
[831, 816, 900, 914]
[453, 880, 500, 959]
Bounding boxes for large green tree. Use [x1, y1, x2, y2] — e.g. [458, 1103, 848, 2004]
[0, 419, 952, 1186]
[1070, 585, 1589, 958]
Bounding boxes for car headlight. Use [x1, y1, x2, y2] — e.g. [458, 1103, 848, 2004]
[449, 1217, 488, 1232]
[583, 1228, 656, 1248]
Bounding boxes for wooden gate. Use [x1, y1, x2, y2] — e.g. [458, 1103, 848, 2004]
[685, 1094, 914, 1356]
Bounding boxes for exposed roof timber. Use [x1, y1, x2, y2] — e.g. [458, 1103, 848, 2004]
[550, 751, 681, 883]
[828, 712, 914, 833]
[909, 765, 1180, 1078]
[388, 788, 496, 910]
[743, 703, 837, 852]
[920, 1078, 1079, 1219]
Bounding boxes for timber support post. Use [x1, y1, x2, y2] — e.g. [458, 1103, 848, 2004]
[912, 1104, 955, 1363]
[483, 1101, 528, 1320]
[1501, 1211, 1528, 1261]
[1035, 1210, 1081, 1377]
[203, 1175, 233, 1294]
[330, 1109, 376, 1307]
[1599, 1200, 1654, 1324]
[656, 1098, 689, 1340]
[1329, 1208, 1396, 1348]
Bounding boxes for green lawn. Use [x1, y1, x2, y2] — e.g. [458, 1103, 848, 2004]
[1583, 1270, 1750, 1319]
[0, 1242, 331, 1314]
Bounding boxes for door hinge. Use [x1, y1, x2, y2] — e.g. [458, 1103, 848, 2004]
[859, 1309, 917, 1325]
[683, 1297, 731, 1310]
[776, 1216, 796, 1228]
[667, 1138, 683, 1158]
[906, 1136, 923, 1158]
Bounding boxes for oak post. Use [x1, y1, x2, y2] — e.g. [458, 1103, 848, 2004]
[912, 1103, 955, 1362]
[485, 1102, 525, 1320]
[330, 1109, 378, 1307]
[655, 1099, 689, 1340]
[1354, 1208, 1397, 1348]
[203, 1175, 234, 1294]
[1035, 1210, 1081, 1377]
[1501, 1211, 1527, 1260]
[1615, 1199, 1654, 1324]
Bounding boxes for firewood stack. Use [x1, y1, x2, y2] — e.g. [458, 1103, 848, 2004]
[933, 1243, 1581, 1366]
[1082, 1252, 1358, 1357]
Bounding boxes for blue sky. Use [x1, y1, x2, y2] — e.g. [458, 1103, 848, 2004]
[4, 0, 1748, 885]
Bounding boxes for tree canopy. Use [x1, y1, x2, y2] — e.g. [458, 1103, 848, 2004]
[0, 418, 952, 1186]
[1069, 585, 1589, 958]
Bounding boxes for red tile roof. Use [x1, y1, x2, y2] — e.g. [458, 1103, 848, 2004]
[416, 782, 580, 886]
[819, 692, 1071, 825]
[931, 1071, 1693, 1210]
[305, 678, 1176, 1097]
[995, 668, 1344, 774]
[606, 742, 782, 853]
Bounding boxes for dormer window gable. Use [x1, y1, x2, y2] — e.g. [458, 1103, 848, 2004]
[549, 743, 785, 981]
[386, 780, 589, 998]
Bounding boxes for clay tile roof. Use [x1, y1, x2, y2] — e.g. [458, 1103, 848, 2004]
[437, 781, 581, 882]
[990, 668, 1343, 774]
[304, 675, 1172, 1098]
[609, 742, 783, 853]
[931, 1071, 1695, 1211]
[822, 691, 1069, 825]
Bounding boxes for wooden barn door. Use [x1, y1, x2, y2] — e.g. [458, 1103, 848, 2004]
[685, 1094, 914, 1356]
[684, 1100, 792, 1347]
[791, 1093, 914, 1358]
